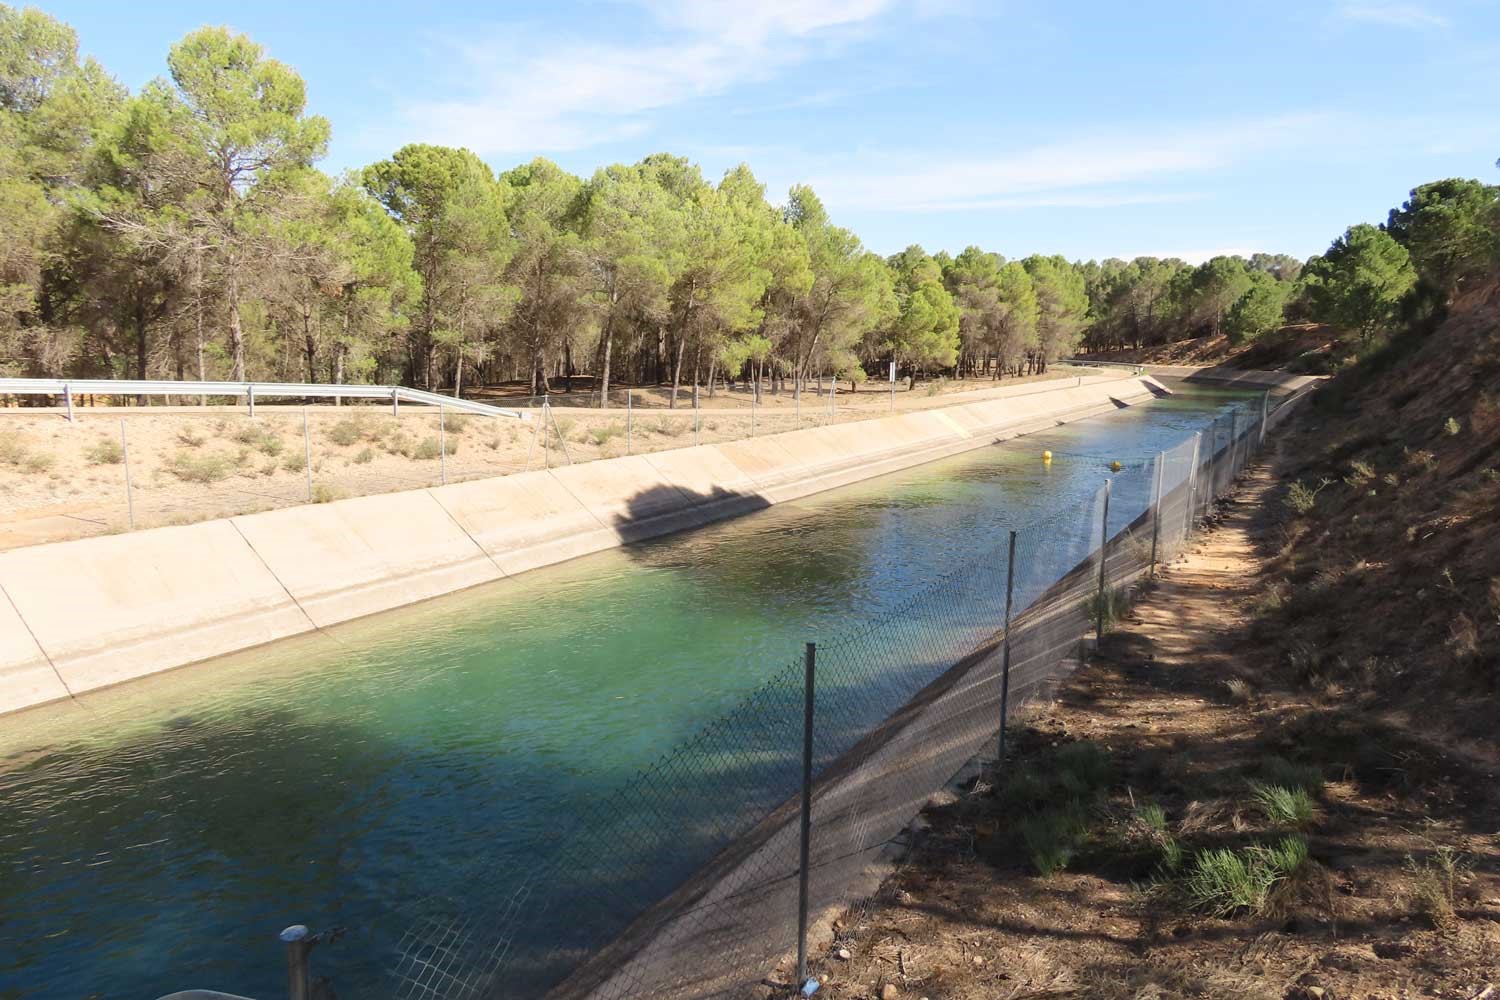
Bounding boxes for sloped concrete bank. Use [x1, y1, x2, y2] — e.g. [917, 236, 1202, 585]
[0, 375, 1167, 716]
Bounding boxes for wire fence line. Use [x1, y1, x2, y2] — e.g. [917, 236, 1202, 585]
[380, 386, 1306, 1000]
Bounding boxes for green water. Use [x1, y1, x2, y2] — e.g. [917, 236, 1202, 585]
[0, 389, 1253, 1000]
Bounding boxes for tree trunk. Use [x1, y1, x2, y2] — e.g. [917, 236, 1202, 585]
[227, 266, 245, 381]
[669, 335, 686, 408]
[598, 306, 615, 409]
[303, 299, 317, 383]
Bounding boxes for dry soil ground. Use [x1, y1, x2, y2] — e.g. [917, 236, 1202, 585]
[0, 370, 1091, 550]
[784, 464, 1500, 1000]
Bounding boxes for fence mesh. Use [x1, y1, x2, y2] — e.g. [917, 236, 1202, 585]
[388, 388, 1303, 1000]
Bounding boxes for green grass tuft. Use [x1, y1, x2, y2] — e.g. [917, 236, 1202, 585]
[1184, 835, 1309, 917]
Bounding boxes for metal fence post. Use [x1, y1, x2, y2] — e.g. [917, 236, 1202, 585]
[120, 419, 135, 530]
[693, 382, 700, 446]
[1186, 431, 1201, 537]
[64, 382, 74, 423]
[1149, 451, 1164, 577]
[997, 530, 1018, 761]
[439, 407, 447, 485]
[302, 407, 313, 501]
[543, 399, 550, 469]
[391, 387, 399, 416]
[796, 641, 817, 987]
[751, 394, 757, 437]
[626, 389, 632, 455]
[1096, 478, 1112, 639]
[247, 384, 255, 419]
[1229, 409, 1239, 478]
[281, 925, 312, 1000]
[1259, 391, 1269, 449]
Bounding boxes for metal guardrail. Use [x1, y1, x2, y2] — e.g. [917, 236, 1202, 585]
[0, 378, 527, 421]
[1061, 358, 1146, 373]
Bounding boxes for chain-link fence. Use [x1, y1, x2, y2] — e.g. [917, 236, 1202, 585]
[385, 388, 1305, 1000]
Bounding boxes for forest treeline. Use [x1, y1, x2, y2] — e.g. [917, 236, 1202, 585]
[2, 7, 1497, 399]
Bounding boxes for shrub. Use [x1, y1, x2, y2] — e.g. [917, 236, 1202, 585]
[412, 436, 442, 461]
[443, 414, 470, 435]
[0, 437, 29, 465]
[175, 427, 206, 448]
[86, 438, 124, 465]
[22, 452, 54, 473]
[1084, 585, 1132, 634]
[281, 451, 307, 473]
[1404, 847, 1469, 927]
[1344, 460, 1374, 488]
[327, 416, 367, 447]
[353, 447, 375, 465]
[1224, 677, 1253, 702]
[1259, 756, 1324, 795]
[1443, 416, 1461, 436]
[1020, 805, 1091, 876]
[166, 451, 233, 484]
[233, 424, 284, 456]
[1185, 836, 1309, 917]
[311, 483, 347, 504]
[1285, 479, 1331, 515]
[1249, 781, 1316, 829]
[589, 423, 625, 447]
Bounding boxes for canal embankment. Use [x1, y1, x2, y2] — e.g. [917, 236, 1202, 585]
[0, 375, 1179, 716]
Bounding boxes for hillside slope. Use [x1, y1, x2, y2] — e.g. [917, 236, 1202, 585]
[1265, 279, 1500, 729]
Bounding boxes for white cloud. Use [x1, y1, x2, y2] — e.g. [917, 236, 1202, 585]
[1336, 3, 1451, 29]
[376, 0, 892, 156]
[802, 115, 1329, 213]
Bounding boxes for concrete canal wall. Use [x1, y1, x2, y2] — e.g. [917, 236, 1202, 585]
[0, 375, 1169, 716]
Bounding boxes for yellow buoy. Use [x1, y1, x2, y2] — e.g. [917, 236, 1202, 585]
[1042, 450, 1053, 463]
[1110, 460, 1123, 472]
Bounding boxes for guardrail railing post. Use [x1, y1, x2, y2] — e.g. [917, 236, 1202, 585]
[1229, 409, 1239, 478]
[391, 387, 399, 416]
[625, 389, 632, 455]
[439, 407, 447, 485]
[997, 529, 1017, 761]
[64, 382, 74, 423]
[1149, 451, 1164, 577]
[247, 384, 255, 419]
[1096, 478, 1111, 639]
[796, 640, 817, 989]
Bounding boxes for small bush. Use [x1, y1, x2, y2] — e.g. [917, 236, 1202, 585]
[175, 427, 206, 448]
[1259, 756, 1324, 795]
[281, 451, 307, 473]
[327, 416, 368, 447]
[1185, 836, 1309, 917]
[22, 452, 54, 473]
[1249, 781, 1316, 829]
[1344, 460, 1375, 488]
[1020, 805, 1091, 876]
[1404, 847, 1469, 927]
[166, 451, 234, 484]
[1084, 585, 1132, 634]
[233, 424, 284, 456]
[1285, 479, 1331, 515]
[1224, 677, 1253, 702]
[86, 438, 124, 464]
[0, 437, 31, 465]
[1443, 416, 1461, 437]
[443, 414, 470, 435]
[590, 423, 625, 447]
[353, 447, 375, 465]
[412, 437, 442, 461]
[311, 483, 347, 504]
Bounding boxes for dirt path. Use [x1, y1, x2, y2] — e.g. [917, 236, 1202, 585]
[794, 464, 1500, 1000]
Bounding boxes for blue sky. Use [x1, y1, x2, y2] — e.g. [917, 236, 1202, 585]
[41, 0, 1500, 262]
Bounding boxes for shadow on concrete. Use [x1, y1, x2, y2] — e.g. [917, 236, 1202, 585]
[610, 483, 772, 544]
